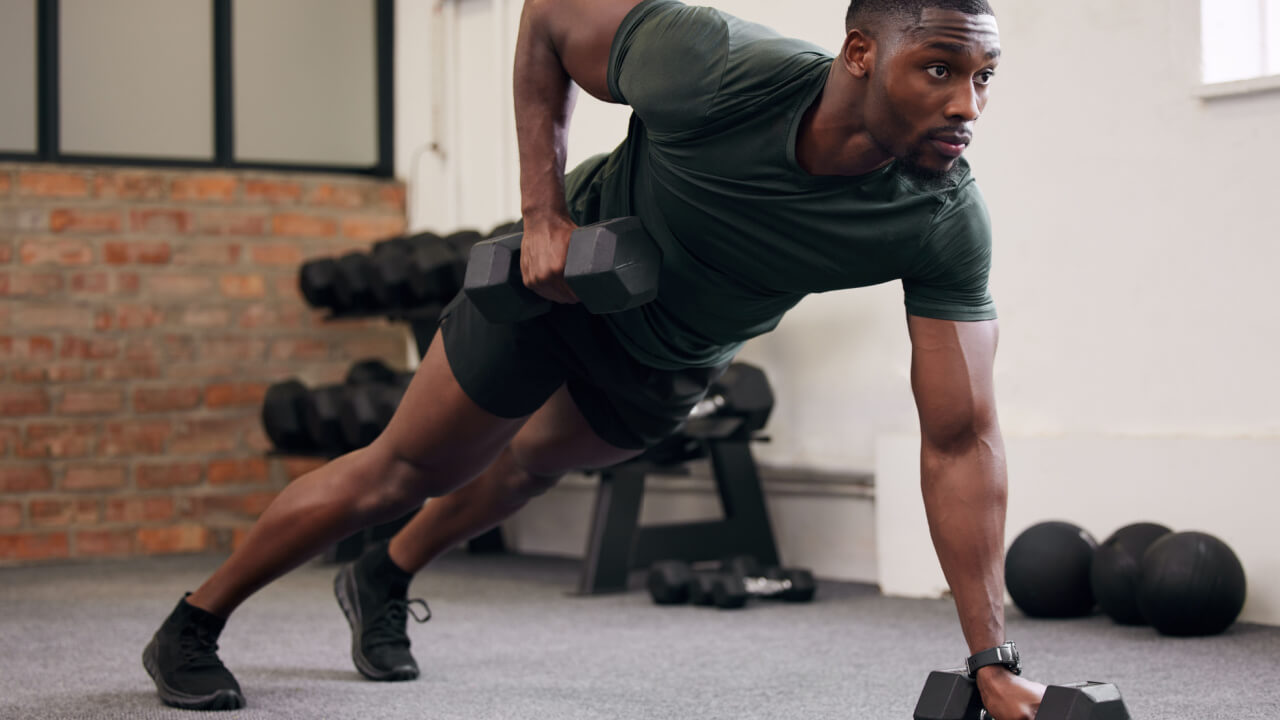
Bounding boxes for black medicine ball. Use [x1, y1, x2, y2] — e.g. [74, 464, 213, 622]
[1137, 531, 1247, 637]
[1005, 521, 1098, 618]
[1091, 522, 1173, 625]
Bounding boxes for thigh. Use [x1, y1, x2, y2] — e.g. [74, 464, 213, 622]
[510, 385, 644, 476]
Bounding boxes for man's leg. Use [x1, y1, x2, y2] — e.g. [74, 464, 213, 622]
[336, 384, 643, 680]
[144, 329, 527, 710]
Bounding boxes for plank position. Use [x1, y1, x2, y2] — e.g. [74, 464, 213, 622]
[143, 1, 1043, 716]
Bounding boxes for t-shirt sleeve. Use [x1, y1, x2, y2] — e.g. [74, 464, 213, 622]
[607, 0, 828, 138]
[901, 182, 998, 322]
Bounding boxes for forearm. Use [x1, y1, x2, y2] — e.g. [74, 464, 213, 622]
[920, 430, 1008, 654]
[513, 1, 579, 224]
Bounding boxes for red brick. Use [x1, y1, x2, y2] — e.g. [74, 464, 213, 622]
[375, 185, 407, 212]
[237, 304, 304, 330]
[76, 529, 134, 557]
[118, 272, 141, 294]
[160, 335, 197, 362]
[172, 242, 242, 266]
[20, 172, 89, 198]
[194, 212, 267, 237]
[244, 423, 272, 453]
[130, 209, 193, 234]
[307, 184, 366, 208]
[171, 176, 238, 203]
[269, 338, 330, 361]
[281, 457, 326, 480]
[272, 274, 303, 301]
[0, 241, 11, 263]
[146, 274, 214, 297]
[200, 337, 268, 362]
[20, 423, 97, 459]
[136, 525, 208, 554]
[0, 272, 63, 297]
[92, 361, 164, 381]
[245, 180, 302, 204]
[136, 463, 203, 489]
[0, 424, 19, 453]
[204, 491, 277, 519]
[62, 464, 128, 491]
[208, 458, 270, 486]
[60, 336, 119, 360]
[0, 467, 53, 493]
[133, 385, 202, 413]
[169, 418, 242, 455]
[20, 238, 94, 265]
[10, 367, 47, 382]
[50, 209, 122, 234]
[272, 213, 336, 238]
[105, 497, 175, 524]
[103, 304, 165, 330]
[342, 216, 406, 242]
[0, 502, 22, 529]
[58, 387, 124, 415]
[249, 243, 304, 265]
[0, 388, 50, 416]
[48, 365, 86, 382]
[204, 383, 268, 409]
[104, 240, 171, 265]
[0, 173, 10, 197]
[98, 421, 170, 457]
[94, 173, 166, 201]
[29, 499, 100, 526]
[219, 274, 266, 298]
[9, 306, 101, 331]
[0, 336, 57, 361]
[181, 307, 232, 328]
[0, 532, 69, 561]
[69, 271, 108, 294]
[12, 365, 84, 384]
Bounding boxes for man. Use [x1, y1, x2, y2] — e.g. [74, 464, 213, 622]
[144, 0, 1044, 717]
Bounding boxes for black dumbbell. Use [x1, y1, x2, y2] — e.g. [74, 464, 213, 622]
[647, 557, 817, 609]
[339, 382, 407, 448]
[684, 363, 775, 438]
[261, 379, 314, 454]
[914, 669, 1131, 720]
[463, 216, 661, 323]
[301, 384, 350, 453]
[299, 258, 341, 309]
[345, 358, 400, 386]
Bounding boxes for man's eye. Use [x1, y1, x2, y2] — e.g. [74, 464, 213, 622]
[975, 70, 996, 85]
[926, 65, 949, 79]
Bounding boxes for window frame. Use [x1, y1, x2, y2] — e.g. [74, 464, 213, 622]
[0, 0, 395, 177]
[1197, 0, 1280, 99]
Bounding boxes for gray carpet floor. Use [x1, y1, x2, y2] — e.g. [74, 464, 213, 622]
[0, 552, 1276, 719]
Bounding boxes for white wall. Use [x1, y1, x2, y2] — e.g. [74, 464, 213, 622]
[397, 0, 1280, 625]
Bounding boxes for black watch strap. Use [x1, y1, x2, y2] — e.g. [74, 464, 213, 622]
[966, 641, 1021, 678]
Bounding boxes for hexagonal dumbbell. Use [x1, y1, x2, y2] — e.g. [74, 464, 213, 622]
[463, 217, 661, 323]
[913, 668, 1131, 720]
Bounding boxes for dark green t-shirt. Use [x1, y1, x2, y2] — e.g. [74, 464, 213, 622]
[564, 0, 997, 370]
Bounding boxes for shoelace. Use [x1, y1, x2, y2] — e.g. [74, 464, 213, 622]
[365, 597, 431, 649]
[177, 623, 227, 672]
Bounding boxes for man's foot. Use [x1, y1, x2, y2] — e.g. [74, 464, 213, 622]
[142, 595, 246, 710]
[334, 543, 431, 681]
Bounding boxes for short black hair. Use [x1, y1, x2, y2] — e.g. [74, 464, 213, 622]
[845, 0, 995, 34]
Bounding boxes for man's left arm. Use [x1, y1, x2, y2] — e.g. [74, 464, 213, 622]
[906, 313, 1042, 720]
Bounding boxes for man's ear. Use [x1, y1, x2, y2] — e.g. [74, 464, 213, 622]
[842, 29, 875, 78]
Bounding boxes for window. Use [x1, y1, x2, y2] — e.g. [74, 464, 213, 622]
[1201, 0, 1280, 84]
[0, 0, 393, 176]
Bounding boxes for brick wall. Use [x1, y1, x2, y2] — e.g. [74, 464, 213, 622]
[0, 164, 409, 563]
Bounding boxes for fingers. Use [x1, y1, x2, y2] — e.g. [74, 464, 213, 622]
[519, 222, 580, 305]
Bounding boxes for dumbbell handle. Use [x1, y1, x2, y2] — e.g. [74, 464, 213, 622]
[689, 393, 727, 419]
[742, 576, 793, 595]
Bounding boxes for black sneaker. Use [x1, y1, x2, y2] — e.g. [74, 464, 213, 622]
[142, 595, 246, 710]
[334, 545, 431, 681]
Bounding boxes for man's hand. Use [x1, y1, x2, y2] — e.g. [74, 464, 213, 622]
[519, 214, 580, 305]
[975, 666, 1045, 720]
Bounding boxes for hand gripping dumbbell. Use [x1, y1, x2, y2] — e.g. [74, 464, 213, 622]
[463, 217, 661, 323]
[914, 668, 1131, 720]
[647, 556, 817, 610]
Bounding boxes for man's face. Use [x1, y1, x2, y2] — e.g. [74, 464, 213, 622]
[864, 10, 1001, 179]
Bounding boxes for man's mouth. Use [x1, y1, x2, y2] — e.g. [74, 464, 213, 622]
[929, 132, 971, 159]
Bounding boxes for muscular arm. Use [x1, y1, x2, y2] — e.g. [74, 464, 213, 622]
[512, 0, 642, 301]
[908, 315, 1041, 719]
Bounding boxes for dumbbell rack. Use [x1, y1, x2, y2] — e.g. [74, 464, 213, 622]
[576, 425, 780, 595]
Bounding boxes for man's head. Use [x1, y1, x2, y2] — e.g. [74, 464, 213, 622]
[841, 0, 1000, 180]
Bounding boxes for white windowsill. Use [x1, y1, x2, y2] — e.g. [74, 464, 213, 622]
[1196, 73, 1280, 100]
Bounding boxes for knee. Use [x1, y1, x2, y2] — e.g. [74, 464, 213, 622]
[361, 449, 471, 516]
[506, 441, 568, 496]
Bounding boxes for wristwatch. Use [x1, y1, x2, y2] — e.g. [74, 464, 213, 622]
[966, 641, 1022, 678]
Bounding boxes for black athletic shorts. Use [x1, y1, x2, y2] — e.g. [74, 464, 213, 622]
[438, 291, 729, 450]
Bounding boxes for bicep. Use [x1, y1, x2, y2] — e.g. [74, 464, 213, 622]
[529, 0, 644, 102]
[908, 315, 999, 450]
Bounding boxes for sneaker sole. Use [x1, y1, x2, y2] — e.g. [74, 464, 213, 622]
[333, 564, 420, 682]
[142, 638, 246, 711]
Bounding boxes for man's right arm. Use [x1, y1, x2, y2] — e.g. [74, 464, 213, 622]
[512, 0, 643, 304]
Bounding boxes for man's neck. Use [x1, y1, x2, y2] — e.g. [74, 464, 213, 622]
[795, 62, 894, 177]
